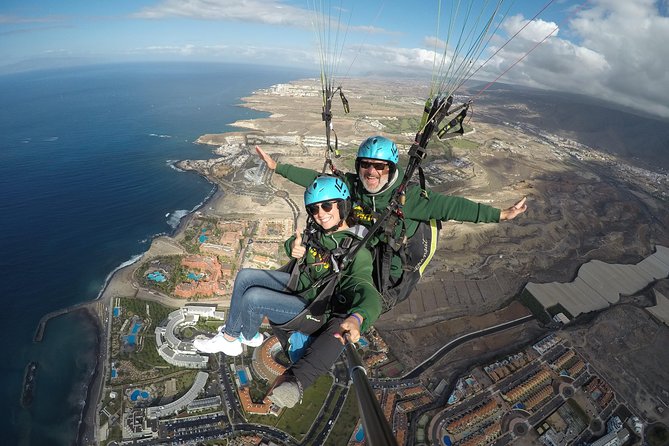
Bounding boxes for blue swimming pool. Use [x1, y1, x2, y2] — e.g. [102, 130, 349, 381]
[113, 307, 120, 317]
[187, 272, 204, 281]
[355, 426, 364, 442]
[238, 370, 248, 386]
[147, 271, 166, 282]
[130, 389, 150, 401]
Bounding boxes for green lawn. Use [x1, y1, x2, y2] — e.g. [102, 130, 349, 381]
[325, 388, 360, 446]
[275, 374, 333, 441]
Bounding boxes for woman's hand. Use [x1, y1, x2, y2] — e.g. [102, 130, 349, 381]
[255, 145, 277, 170]
[335, 313, 363, 345]
[290, 231, 306, 259]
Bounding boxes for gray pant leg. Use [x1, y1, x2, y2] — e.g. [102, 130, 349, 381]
[289, 317, 346, 389]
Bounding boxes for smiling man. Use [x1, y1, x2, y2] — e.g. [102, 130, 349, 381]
[257, 135, 527, 311]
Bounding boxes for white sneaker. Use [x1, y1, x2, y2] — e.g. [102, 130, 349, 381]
[268, 376, 302, 408]
[240, 332, 264, 347]
[193, 333, 243, 356]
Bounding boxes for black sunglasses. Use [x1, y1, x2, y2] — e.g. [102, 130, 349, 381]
[359, 160, 389, 171]
[306, 200, 338, 216]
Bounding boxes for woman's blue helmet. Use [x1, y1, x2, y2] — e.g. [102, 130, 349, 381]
[304, 175, 351, 220]
[356, 136, 399, 167]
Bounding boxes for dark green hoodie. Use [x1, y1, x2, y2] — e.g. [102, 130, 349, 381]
[283, 228, 381, 332]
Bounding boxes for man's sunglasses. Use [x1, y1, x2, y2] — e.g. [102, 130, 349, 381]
[306, 200, 338, 216]
[359, 160, 389, 171]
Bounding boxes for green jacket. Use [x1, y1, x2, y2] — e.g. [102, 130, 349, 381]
[276, 163, 501, 278]
[283, 228, 381, 332]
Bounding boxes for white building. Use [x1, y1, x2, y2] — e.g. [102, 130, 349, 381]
[154, 304, 225, 369]
[146, 372, 209, 419]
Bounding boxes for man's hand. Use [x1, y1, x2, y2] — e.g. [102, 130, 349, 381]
[334, 314, 363, 345]
[290, 230, 306, 259]
[255, 145, 277, 170]
[500, 196, 527, 221]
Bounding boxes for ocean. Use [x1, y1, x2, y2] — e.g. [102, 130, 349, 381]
[0, 62, 307, 445]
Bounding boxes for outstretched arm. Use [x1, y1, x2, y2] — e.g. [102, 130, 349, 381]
[255, 145, 277, 170]
[500, 196, 527, 221]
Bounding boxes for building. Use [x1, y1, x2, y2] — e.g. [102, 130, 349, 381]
[590, 428, 630, 446]
[146, 372, 208, 419]
[174, 255, 226, 298]
[251, 336, 287, 381]
[154, 304, 225, 368]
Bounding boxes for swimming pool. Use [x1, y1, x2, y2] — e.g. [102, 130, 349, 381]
[130, 389, 150, 401]
[147, 271, 166, 282]
[130, 322, 142, 334]
[238, 370, 248, 386]
[355, 426, 365, 442]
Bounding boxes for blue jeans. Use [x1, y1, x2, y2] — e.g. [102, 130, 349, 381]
[224, 268, 307, 340]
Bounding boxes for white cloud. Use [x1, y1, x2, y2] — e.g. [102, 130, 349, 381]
[502, 14, 559, 41]
[470, 0, 669, 118]
[132, 0, 311, 27]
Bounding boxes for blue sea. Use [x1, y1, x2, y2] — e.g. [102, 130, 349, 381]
[0, 62, 307, 445]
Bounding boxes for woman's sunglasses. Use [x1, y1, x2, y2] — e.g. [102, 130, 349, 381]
[307, 200, 338, 216]
[359, 160, 389, 171]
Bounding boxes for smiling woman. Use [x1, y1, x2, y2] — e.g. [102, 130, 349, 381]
[192, 175, 382, 408]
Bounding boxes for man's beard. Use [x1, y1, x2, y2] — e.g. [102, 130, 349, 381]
[361, 174, 389, 193]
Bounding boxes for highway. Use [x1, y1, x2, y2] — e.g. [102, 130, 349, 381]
[402, 315, 535, 379]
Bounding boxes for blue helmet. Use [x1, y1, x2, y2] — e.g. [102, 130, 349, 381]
[356, 136, 399, 166]
[304, 175, 351, 220]
[304, 175, 350, 205]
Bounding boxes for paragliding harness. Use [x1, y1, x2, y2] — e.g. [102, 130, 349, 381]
[348, 95, 471, 312]
[269, 223, 366, 355]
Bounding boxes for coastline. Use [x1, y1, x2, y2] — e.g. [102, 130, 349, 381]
[75, 178, 222, 445]
[24, 167, 222, 445]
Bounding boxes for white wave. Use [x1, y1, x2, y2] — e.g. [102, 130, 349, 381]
[139, 232, 167, 245]
[149, 133, 172, 138]
[43, 136, 59, 142]
[190, 185, 218, 212]
[95, 253, 144, 299]
[167, 209, 189, 229]
[166, 160, 185, 172]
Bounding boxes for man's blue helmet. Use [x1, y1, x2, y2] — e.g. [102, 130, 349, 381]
[304, 175, 350, 206]
[356, 136, 399, 166]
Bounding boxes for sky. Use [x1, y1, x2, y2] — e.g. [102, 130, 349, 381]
[2, 0, 669, 119]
